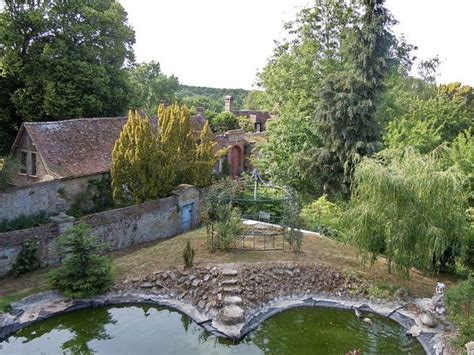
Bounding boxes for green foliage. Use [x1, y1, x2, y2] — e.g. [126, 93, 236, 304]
[442, 130, 474, 205]
[0, 157, 17, 191]
[183, 240, 195, 268]
[111, 110, 175, 203]
[48, 223, 113, 299]
[0, 0, 135, 154]
[344, 149, 468, 276]
[256, 115, 323, 195]
[128, 61, 179, 116]
[11, 239, 40, 277]
[112, 105, 217, 203]
[193, 121, 218, 188]
[313, 0, 398, 195]
[237, 115, 254, 132]
[384, 94, 472, 154]
[176, 85, 247, 111]
[281, 191, 303, 252]
[67, 176, 115, 217]
[445, 277, 474, 347]
[0, 212, 50, 233]
[243, 90, 266, 110]
[210, 111, 239, 133]
[300, 195, 343, 239]
[210, 205, 242, 251]
[180, 95, 222, 122]
[463, 208, 474, 269]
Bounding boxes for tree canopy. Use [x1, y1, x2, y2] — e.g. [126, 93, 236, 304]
[0, 0, 135, 154]
[128, 61, 179, 116]
[344, 149, 468, 276]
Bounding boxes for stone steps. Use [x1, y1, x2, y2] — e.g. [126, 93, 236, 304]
[223, 296, 242, 305]
[219, 304, 245, 325]
[221, 279, 238, 287]
[223, 286, 241, 295]
[222, 269, 238, 277]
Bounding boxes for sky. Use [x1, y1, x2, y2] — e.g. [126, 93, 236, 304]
[120, 0, 474, 90]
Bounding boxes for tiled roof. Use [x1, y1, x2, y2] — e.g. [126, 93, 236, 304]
[23, 117, 128, 178]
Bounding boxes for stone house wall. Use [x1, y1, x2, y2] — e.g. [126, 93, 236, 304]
[0, 173, 107, 221]
[0, 186, 201, 278]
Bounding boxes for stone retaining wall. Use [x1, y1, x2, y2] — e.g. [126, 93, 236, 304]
[0, 173, 107, 221]
[0, 185, 201, 277]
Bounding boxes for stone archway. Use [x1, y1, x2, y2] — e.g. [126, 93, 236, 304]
[229, 145, 243, 178]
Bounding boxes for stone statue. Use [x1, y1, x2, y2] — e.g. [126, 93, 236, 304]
[429, 282, 446, 315]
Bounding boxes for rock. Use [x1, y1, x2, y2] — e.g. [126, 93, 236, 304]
[224, 296, 242, 305]
[204, 274, 211, 282]
[223, 286, 241, 295]
[465, 341, 474, 355]
[140, 282, 153, 289]
[407, 325, 422, 337]
[221, 279, 237, 286]
[222, 269, 238, 277]
[192, 279, 201, 287]
[420, 312, 437, 328]
[219, 305, 245, 325]
[198, 300, 206, 309]
[362, 318, 372, 324]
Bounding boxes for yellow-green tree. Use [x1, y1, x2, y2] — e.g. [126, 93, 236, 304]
[158, 103, 196, 184]
[193, 121, 218, 187]
[111, 110, 175, 203]
[112, 104, 219, 203]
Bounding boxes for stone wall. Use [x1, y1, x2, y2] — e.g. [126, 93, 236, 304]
[0, 185, 201, 278]
[0, 173, 107, 221]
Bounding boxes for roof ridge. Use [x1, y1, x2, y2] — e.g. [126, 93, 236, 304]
[23, 117, 128, 125]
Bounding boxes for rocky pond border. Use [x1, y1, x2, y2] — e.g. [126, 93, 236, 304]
[0, 289, 444, 355]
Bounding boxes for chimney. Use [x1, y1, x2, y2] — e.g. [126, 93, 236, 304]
[196, 106, 205, 118]
[224, 95, 233, 112]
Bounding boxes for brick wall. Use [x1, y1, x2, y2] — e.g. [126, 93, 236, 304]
[0, 185, 201, 278]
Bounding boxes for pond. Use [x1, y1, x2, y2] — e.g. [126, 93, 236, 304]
[0, 305, 425, 354]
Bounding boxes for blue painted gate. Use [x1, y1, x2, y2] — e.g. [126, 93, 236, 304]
[181, 203, 194, 232]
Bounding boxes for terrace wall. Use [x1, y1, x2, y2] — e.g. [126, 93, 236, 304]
[0, 185, 201, 278]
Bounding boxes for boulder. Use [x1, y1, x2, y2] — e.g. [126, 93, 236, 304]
[420, 312, 437, 328]
[407, 325, 422, 337]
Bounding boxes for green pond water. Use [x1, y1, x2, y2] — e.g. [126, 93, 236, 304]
[0, 305, 425, 354]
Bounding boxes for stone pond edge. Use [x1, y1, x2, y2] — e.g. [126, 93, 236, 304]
[0, 291, 443, 355]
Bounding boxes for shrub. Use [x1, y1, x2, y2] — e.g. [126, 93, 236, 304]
[49, 223, 113, 298]
[208, 205, 242, 251]
[183, 240, 195, 268]
[11, 239, 40, 277]
[300, 195, 343, 239]
[0, 212, 50, 233]
[445, 277, 474, 347]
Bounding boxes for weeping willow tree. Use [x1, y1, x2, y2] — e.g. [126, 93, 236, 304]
[344, 149, 468, 277]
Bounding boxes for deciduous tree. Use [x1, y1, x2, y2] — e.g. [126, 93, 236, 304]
[0, 0, 135, 154]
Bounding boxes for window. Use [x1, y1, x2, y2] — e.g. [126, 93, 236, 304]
[31, 152, 37, 176]
[20, 151, 27, 174]
[255, 123, 262, 132]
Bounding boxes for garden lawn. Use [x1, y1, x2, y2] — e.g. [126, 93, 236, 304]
[0, 226, 452, 309]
